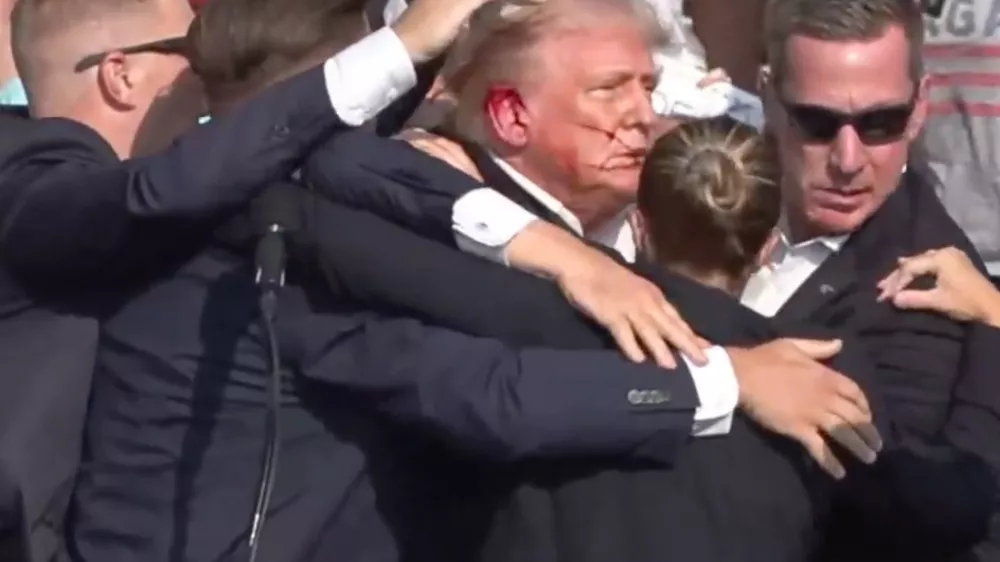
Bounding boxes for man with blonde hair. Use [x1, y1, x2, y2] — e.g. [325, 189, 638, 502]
[288, 0, 895, 559]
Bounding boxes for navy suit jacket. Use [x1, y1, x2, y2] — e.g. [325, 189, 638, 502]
[946, 322, 1000, 562]
[797, 174, 996, 561]
[0, 62, 426, 562]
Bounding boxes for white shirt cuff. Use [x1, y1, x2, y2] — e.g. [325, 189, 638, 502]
[685, 346, 739, 437]
[453, 188, 538, 266]
[323, 27, 418, 127]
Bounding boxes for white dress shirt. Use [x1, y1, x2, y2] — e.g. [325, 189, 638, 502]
[740, 231, 849, 317]
[450, 159, 738, 437]
[322, 27, 417, 126]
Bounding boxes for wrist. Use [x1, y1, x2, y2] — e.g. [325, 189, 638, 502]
[391, 23, 432, 64]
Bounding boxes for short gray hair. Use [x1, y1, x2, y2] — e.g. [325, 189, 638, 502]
[442, 0, 668, 142]
[765, 0, 924, 85]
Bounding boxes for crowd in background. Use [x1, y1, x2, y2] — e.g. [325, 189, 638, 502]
[1, 1, 1000, 562]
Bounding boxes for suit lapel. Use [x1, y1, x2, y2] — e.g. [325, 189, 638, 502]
[431, 129, 579, 233]
[773, 244, 861, 324]
[773, 173, 917, 324]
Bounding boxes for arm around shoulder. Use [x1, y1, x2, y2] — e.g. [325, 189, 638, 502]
[0, 28, 418, 285]
[286, 308, 700, 464]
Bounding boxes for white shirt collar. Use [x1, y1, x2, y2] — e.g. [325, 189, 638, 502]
[769, 215, 849, 263]
[490, 154, 637, 262]
[491, 156, 585, 235]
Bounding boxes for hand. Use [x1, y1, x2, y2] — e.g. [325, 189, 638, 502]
[505, 222, 710, 368]
[396, 128, 483, 180]
[652, 69, 732, 137]
[697, 67, 731, 88]
[728, 339, 883, 479]
[877, 246, 1000, 328]
[392, 0, 492, 63]
[554, 238, 710, 369]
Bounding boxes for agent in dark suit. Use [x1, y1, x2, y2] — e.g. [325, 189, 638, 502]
[744, 0, 995, 558]
[0, 0, 460, 560]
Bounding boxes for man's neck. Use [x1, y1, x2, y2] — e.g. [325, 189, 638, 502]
[55, 108, 132, 159]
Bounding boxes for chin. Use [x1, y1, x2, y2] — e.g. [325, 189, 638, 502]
[808, 206, 876, 237]
[603, 169, 642, 195]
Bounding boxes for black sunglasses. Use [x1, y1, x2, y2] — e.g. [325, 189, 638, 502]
[74, 36, 188, 72]
[779, 87, 917, 146]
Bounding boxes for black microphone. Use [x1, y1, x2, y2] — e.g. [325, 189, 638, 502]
[246, 181, 302, 562]
[251, 183, 302, 295]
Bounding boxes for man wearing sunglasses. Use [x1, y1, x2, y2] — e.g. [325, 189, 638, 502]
[0, 0, 489, 559]
[739, 0, 999, 560]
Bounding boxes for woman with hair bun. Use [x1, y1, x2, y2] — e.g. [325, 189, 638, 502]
[637, 114, 782, 295]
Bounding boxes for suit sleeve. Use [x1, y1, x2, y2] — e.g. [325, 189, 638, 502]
[296, 192, 607, 349]
[943, 322, 1000, 561]
[820, 302, 994, 554]
[280, 300, 699, 464]
[374, 56, 446, 136]
[0, 28, 417, 286]
[302, 130, 483, 243]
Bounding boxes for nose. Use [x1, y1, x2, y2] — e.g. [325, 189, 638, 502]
[623, 81, 657, 131]
[829, 124, 865, 177]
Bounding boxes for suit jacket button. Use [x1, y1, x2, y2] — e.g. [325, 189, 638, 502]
[271, 124, 291, 138]
[628, 389, 647, 405]
[646, 389, 670, 404]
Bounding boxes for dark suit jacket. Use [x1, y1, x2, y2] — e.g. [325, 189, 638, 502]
[293, 131, 912, 561]
[0, 64, 404, 562]
[763, 173, 995, 561]
[945, 322, 1000, 562]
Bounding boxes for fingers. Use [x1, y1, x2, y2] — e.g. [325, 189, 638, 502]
[648, 302, 707, 365]
[395, 128, 432, 143]
[823, 396, 881, 461]
[783, 338, 843, 360]
[891, 288, 940, 312]
[608, 318, 649, 365]
[604, 297, 707, 370]
[830, 373, 871, 417]
[855, 421, 884, 455]
[822, 421, 878, 465]
[629, 310, 678, 369]
[697, 68, 731, 88]
[877, 252, 938, 300]
[799, 431, 846, 480]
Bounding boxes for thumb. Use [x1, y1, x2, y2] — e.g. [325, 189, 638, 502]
[784, 338, 843, 359]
